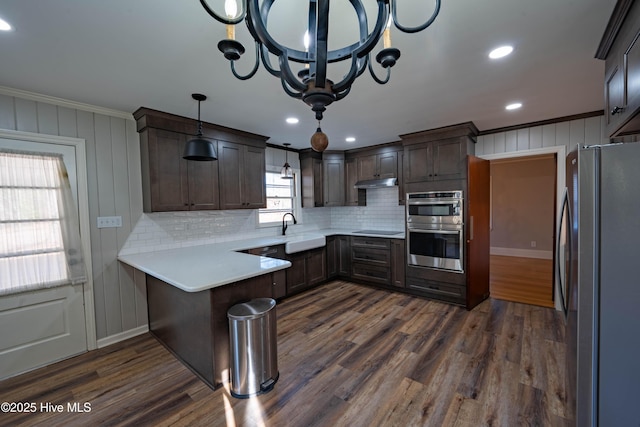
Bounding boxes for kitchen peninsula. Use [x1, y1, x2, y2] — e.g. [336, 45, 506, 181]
[118, 229, 404, 389]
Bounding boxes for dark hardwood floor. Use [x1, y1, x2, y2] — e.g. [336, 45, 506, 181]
[0, 280, 571, 426]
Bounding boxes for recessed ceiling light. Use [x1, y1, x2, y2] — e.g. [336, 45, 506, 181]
[489, 45, 513, 59]
[505, 102, 522, 110]
[0, 17, 12, 31]
[345, 137, 356, 143]
[285, 117, 299, 124]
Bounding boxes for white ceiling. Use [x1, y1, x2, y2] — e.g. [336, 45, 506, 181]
[0, 0, 617, 150]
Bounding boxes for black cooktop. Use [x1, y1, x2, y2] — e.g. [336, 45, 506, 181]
[352, 230, 403, 235]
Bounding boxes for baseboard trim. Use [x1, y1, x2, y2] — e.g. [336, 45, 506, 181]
[97, 325, 149, 349]
[490, 247, 553, 260]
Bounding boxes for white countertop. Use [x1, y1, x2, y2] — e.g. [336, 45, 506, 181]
[117, 228, 404, 293]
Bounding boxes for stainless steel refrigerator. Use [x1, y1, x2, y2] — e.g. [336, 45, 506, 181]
[559, 142, 640, 426]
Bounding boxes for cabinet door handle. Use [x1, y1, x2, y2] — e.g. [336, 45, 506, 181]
[611, 106, 623, 115]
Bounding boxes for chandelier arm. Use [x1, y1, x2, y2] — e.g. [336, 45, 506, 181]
[368, 58, 392, 84]
[391, 0, 441, 34]
[335, 86, 352, 101]
[307, 1, 317, 75]
[230, 42, 261, 80]
[314, 0, 330, 88]
[355, 55, 369, 78]
[280, 80, 304, 100]
[278, 54, 307, 92]
[200, 0, 246, 25]
[259, 44, 282, 78]
[332, 55, 362, 93]
[243, 0, 381, 65]
[349, 0, 388, 60]
[246, 0, 286, 58]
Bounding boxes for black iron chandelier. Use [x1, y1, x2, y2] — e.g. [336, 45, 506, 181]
[200, 0, 441, 151]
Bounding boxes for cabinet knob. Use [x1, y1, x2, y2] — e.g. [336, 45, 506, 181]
[611, 106, 623, 115]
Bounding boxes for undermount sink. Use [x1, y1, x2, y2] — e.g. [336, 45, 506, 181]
[284, 234, 326, 254]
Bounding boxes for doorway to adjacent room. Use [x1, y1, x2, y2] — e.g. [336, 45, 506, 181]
[481, 146, 565, 310]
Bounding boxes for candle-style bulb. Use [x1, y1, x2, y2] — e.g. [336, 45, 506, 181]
[383, 16, 392, 49]
[225, 0, 238, 40]
[303, 30, 310, 69]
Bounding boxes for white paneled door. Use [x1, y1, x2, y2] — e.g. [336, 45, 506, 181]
[0, 134, 91, 380]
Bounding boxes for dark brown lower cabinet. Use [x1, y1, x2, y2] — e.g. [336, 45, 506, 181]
[406, 276, 466, 305]
[390, 239, 405, 288]
[286, 247, 326, 295]
[351, 262, 391, 286]
[286, 252, 307, 294]
[350, 237, 392, 286]
[146, 272, 276, 390]
[326, 236, 339, 279]
[338, 236, 351, 278]
[243, 245, 287, 299]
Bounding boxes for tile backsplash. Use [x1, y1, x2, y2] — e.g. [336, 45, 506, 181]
[120, 185, 404, 255]
[331, 186, 404, 231]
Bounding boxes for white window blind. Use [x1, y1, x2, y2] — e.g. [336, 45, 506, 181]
[258, 171, 296, 225]
[0, 150, 86, 295]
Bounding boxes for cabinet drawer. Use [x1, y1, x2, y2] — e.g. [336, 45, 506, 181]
[351, 262, 391, 286]
[351, 247, 390, 265]
[406, 277, 466, 304]
[351, 237, 391, 249]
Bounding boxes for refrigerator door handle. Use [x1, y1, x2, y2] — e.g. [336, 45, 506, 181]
[556, 187, 571, 320]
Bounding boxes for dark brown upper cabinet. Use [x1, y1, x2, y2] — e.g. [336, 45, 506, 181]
[217, 140, 266, 210]
[322, 152, 345, 207]
[596, 0, 640, 138]
[356, 150, 397, 181]
[138, 128, 219, 212]
[401, 122, 478, 185]
[300, 150, 345, 207]
[344, 156, 361, 206]
[134, 107, 267, 213]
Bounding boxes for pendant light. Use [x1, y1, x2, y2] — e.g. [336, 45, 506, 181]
[183, 93, 218, 161]
[281, 143, 294, 179]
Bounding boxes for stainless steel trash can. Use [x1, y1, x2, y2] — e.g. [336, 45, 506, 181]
[227, 298, 278, 398]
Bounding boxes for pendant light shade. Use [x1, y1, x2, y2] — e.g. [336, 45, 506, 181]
[281, 143, 294, 179]
[183, 93, 217, 161]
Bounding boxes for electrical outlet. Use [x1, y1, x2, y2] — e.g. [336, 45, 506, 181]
[97, 216, 122, 228]
[530, 240, 537, 248]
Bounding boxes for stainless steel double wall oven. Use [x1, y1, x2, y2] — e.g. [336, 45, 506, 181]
[406, 191, 464, 272]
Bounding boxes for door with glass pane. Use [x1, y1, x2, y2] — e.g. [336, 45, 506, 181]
[0, 137, 87, 380]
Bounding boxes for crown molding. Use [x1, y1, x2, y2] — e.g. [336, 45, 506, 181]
[0, 85, 134, 121]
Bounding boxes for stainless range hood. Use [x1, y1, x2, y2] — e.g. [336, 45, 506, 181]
[354, 177, 397, 189]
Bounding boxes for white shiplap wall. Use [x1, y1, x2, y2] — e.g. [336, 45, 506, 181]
[475, 115, 608, 155]
[0, 87, 147, 343]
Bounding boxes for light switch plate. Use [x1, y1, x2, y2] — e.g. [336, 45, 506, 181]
[97, 216, 122, 228]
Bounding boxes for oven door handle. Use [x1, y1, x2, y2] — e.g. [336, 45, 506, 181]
[408, 200, 460, 206]
[407, 228, 460, 235]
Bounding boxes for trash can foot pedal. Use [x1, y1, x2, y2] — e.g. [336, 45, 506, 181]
[260, 373, 278, 392]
